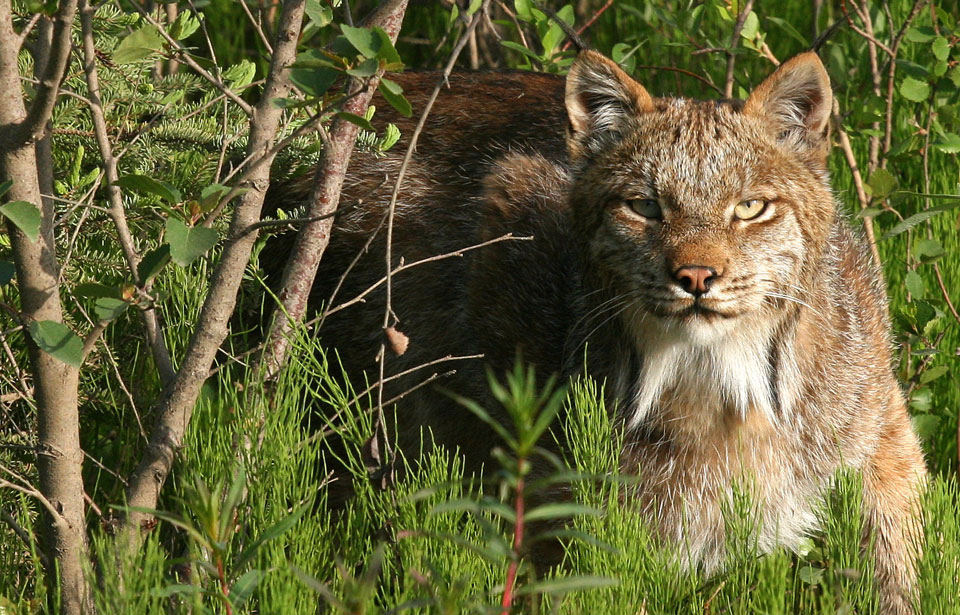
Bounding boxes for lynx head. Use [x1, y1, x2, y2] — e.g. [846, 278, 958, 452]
[563, 51, 836, 423]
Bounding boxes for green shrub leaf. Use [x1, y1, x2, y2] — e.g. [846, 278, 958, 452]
[0, 201, 41, 243]
[341, 25, 380, 58]
[165, 218, 218, 266]
[28, 320, 83, 367]
[138, 245, 171, 285]
[114, 25, 165, 64]
[115, 174, 182, 204]
[900, 77, 930, 102]
[228, 570, 264, 608]
[0, 261, 14, 286]
[378, 78, 411, 117]
[94, 298, 129, 322]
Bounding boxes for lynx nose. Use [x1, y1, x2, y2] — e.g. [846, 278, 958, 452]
[673, 266, 718, 296]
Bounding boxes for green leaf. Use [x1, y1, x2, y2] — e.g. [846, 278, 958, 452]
[866, 168, 897, 199]
[345, 57, 380, 78]
[223, 60, 256, 88]
[234, 503, 308, 571]
[305, 0, 333, 27]
[341, 25, 380, 58]
[115, 174, 182, 204]
[169, 11, 200, 40]
[919, 365, 948, 385]
[0, 201, 41, 243]
[799, 565, 825, 585]
[914, 238, 945, 263]
[765, 16, 807, 46]
[912, 413, 940, 439]
[932, 36, 950, 62]
[0, 261, 14, 286]
[516, 575, 618, 596]
[94, 298, 129, 322]
[165, 218, 219, 266]
[855, 207, 884, 219]
[378, 78, 411, 117]
[380, 123, 401, 151]
[373, 27, 402, 65]
[904, 270, 925, 298]
[228, 570, 263, 608]
[290, 65, 338, 98]
[114, 24, 165, 64]
[28, 320, 83, 368]
[336, 111, 375, 131]
[739, 11, 760, 40]
[138, 245, 171, 285]
[904, 26, 936, 43]
[910, 387, 933, 412]
[900, 77, 930, 102]
[501, 40, 541, 61]
[934, 133, 960, 154]
[880, 201, 960, 240]
[74, 282, 118, 298]
[524, 502, 599, 522]
[0, 179, 12, 197]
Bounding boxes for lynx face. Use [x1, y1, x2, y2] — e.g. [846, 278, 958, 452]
[564, 52, 836, 425]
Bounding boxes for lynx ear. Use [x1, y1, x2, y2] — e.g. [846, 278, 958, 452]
[743, 52, 832, 157]
[565, 50, 654, 157]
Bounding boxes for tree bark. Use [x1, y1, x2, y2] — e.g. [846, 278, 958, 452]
[0, 3, 92, 614]
[260, 0, 409, 376]
[121, 0, 307, 543]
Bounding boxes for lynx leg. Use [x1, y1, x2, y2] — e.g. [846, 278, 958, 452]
[862, 411, 927, 615]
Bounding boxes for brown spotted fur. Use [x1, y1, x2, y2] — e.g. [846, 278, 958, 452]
[268, 52, 927, 614]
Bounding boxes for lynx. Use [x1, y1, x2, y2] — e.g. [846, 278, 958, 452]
[274, 51, 927, 614]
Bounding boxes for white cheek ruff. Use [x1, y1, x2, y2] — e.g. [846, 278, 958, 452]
[626, 320, 778, 429]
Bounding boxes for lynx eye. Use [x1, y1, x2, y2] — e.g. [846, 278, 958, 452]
[734, 199, 768, 221]
[626, 198, 662, 219]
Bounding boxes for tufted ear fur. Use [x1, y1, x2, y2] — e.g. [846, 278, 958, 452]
[743, 52, 833, 160]
[565, 50, 654, 159]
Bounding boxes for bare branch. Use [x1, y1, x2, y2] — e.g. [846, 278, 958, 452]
[79, 0, 175, 384]
[723, 0, 755, 99]
[260, 0, 410, 376]
[121, 0, 306, 542]
[323, 233, 529, 319]
[0, 507, 48, 566]
[14, 1, 79, 145]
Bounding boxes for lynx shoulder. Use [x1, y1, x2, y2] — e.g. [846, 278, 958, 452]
[280, 52, 927, 615]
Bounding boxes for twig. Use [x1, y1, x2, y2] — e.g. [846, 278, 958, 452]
[636, 64, 723, 96]
[259, 0, 410, 376]
[239, 0, 274, 54]
[561, 0, 613, 51]
[121, 0, 307, 543]
[723, 0, 756, 99]
[375, 2, 492, 453]
[79, 0, 176, 385]
[832, 98, 881, 267]
[11, 0, 79, 146]
[0, 507, 48, 566]
[346, 354, 483, 409]
[323, 233, 529, 319]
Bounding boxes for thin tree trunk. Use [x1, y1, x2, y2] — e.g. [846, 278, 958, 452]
[260, 0, 409, 376]
[0, 3, 92, 614]
[121, 0, 307, 543]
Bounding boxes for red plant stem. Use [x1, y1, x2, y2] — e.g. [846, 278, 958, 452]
[562, 0, 614, 51]
[218, 557, 232, 615]
[501, 472, 526, 614]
